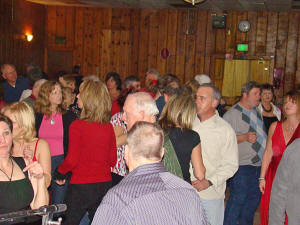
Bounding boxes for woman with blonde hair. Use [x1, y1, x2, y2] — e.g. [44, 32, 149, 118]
[0, 113, 48, 217]
[34, 80, 76, 205]
[2, 102, 51, 187]
[159, 94, 205, 183]
[259, 90, 300, 225]
[54, 80, 117, 225]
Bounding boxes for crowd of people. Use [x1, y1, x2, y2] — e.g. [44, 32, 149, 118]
[0, 62, 299, 225]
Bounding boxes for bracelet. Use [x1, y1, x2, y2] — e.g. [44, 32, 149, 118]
[258, 177, 265, 181]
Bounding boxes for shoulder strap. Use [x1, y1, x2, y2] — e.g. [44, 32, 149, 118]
[12, 157, 29, 178]
[32, 139, 40, 162]
[162, 131, 183, 179]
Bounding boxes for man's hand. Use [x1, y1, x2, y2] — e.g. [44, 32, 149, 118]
[192, 179, 211, 192]
[247, 132, 257, 143]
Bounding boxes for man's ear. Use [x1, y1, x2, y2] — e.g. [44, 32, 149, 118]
[242, 92, 247, 100]
[139, 110, 145, 120]
[212, 99, 219, 108]
[124, 144, 129, 166]
[163, 93, 169, 103]
[160, 147, 165, 159]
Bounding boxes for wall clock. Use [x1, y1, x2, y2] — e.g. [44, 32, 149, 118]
[238, 20, 251, 32]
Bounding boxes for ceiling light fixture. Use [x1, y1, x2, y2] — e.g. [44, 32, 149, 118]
[183, 0, 206, 5]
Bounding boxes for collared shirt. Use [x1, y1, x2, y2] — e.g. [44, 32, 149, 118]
[257, 102, 281, 121]
[92, 162, 207, 225]
[191, 113, 238, 200]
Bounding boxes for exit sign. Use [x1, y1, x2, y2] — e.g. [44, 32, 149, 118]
[237, 44, 248, 51]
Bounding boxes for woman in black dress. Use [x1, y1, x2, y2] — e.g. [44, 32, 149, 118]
[0, 113, 48, 216]
[258, 84, 281, 132]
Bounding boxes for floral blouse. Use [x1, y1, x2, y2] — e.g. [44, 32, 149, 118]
[110, 112, 127, 176]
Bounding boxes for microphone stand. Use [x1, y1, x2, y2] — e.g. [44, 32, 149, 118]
[42, 212, 62, 225]
[0, 205, 65, 225]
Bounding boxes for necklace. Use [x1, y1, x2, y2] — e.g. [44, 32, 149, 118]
[50, 114, 56, 125]
[286, 125, 296, 132]
[262, 104, 272, 113]
[0, 158, 14, 181]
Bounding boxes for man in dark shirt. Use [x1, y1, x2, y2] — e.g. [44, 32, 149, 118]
[1, 64, 29, 103]
[92, 122, 207, 225]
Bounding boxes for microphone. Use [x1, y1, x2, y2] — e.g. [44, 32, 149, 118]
[0, 204, 67, 223]
[38, 204, 67, 214]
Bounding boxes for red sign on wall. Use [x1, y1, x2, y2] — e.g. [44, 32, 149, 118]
[161, 48, 170, 59]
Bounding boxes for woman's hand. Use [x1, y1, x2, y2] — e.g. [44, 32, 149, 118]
[23, 145, 33, 162]
[259, 179, 266, 194]
[55, 179, 66, 185]
[23, 161, 44, 179]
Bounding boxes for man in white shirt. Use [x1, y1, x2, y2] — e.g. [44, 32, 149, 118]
[191, 83, 239, 225]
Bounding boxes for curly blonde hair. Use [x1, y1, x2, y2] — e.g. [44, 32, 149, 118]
[79, 80, 111, 123]
[2, 102, 36, 142]
[34, 80, 65, 119]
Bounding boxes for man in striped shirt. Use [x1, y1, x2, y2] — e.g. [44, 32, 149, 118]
[92, 122, 207, 225]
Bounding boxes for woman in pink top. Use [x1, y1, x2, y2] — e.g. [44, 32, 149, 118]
[34, 81, 76, 205]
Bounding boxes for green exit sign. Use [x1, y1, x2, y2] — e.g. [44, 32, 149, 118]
[237, 44, 248, 51]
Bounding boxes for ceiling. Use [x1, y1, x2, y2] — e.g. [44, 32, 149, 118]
[27, 0, 300, 11]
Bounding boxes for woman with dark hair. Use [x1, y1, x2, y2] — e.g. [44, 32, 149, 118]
[105, 72, 122, 116]
[34, 81, 76, 205]
[258, 83, 281, 132]
[0, 113, 48, 215]
[105, 72, 122, 101]
[259, 90, 300, 225]
[54, 80, 116, 225]
[154, 74, 180, 117]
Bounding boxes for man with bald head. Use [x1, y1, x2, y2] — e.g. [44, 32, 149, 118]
[1, 64, 29, 103]
[92, 122, 207, 225]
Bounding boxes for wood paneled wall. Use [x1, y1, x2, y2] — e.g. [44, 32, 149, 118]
[45, 7, 300, 98]
[0, 0, 45, 76]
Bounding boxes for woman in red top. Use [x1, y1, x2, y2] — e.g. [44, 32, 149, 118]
[259, 91, 300, 225]
[55, 79, 117, 225]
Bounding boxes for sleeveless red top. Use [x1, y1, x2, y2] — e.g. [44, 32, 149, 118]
[260, 122, 300, 225]
[32, 139, 40, 162]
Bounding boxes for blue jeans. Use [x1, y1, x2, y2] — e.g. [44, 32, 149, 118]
[79, 213, 89, 225]
[200, 198, 224, 225]
[224, 165, 261, 225]
[50, 155, 68, 205]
